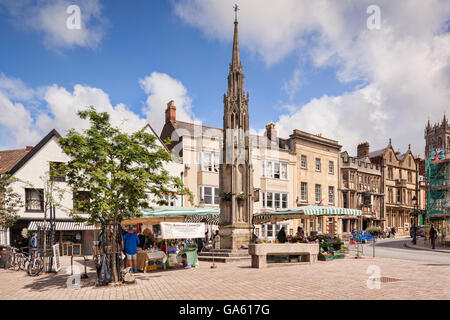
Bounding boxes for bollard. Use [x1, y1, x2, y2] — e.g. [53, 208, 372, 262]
[81, 256, 89, 279]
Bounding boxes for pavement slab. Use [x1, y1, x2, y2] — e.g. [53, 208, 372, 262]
[0, 254, 449, 300]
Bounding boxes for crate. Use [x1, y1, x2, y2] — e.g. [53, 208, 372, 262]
[318, 254, 334, 261]
[146, 264, 157, 271]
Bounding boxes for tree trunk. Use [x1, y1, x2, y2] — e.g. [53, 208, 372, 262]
[43, 205, 47, 271]
[111, 221, 119, 283]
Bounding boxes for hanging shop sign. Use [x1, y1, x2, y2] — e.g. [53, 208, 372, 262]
[160, 222, 205, 240]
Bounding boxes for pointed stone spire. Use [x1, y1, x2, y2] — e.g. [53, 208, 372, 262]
[231, 12, 241, 72]
[443, 113, 447, 126]
[227, 4, 246, 100]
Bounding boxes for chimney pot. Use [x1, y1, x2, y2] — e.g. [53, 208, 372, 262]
[26, 146, 33, 151]
[265, 122, 277, 141]
[165, 100, 176, 123]
[357, 142, 370, 158]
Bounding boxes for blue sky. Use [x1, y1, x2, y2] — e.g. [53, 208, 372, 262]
[0, 0, 449, 156]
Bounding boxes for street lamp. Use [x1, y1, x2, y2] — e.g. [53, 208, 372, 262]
[412, 196, 418, 245]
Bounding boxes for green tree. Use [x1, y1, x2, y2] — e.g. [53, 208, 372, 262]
[0, 175, 22, 228]
[58, 107, 192, 282]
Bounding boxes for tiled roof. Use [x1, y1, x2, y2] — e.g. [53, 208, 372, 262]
[0, 148, 31, 174]
[369, 148, 386, 159]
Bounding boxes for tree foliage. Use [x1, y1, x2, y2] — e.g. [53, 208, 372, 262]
[58, 106, 192, 225]
[0, 174, 22, 228]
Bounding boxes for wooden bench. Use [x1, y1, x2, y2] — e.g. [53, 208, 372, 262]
[248, 243, 319, 268]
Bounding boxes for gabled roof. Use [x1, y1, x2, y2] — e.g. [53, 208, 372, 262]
[0, 148, 31, 174]
[6, 129, 61, 175]
[369, 148, 386, 159]
[141, 123, 171, 152]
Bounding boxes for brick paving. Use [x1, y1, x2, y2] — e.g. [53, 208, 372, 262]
[0, 256, 449, 300]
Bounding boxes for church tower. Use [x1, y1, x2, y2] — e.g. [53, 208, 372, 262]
[219, 6, 254, 250]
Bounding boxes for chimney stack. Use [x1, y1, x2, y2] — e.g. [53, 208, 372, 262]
[26, 146, 33, 151]
[357, 142, 370, 158]
[165, 100, 176, 123]
[265, 122, 277, 141]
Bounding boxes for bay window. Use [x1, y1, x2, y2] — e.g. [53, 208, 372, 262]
[261, 160, 288, 180]
[199, 186, 220, 205]
[262, 192, 288, 209]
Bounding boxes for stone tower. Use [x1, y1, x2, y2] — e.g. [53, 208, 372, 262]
[424, 114, 450, 158]
[218, 9, 254, 250]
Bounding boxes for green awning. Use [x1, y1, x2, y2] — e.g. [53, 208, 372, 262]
[253, 205, 362, 224]
[122, 207, 220, 225]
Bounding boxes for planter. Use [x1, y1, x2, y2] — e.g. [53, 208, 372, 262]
[318, 254, 334, 261]
[333, 254, 346, 260]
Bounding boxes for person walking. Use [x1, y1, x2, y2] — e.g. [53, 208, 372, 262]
[391, 226, 396, 239]
[429, 224, 437, 249]
[123, 227, 140, 273]
[387, 226, 391, 238]
[277, 227, 287, 243]
[411, 224, 417, 245]
[29, 232, 38, 258]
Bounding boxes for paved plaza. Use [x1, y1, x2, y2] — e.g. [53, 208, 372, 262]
[0, 253, 449, 300]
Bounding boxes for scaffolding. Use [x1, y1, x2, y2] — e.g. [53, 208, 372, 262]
[426, 157, 450, 244]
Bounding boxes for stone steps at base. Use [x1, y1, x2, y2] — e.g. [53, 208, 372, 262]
[198, 252, 250, 257]
[198, 256, 251, 263]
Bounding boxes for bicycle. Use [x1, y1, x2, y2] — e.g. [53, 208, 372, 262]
[6, 246, 21, 271]
[27, 248, 44, 277]
[15, 247, 33, 271]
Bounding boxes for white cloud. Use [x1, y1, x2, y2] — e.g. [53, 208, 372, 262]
[282, 69, 305, 101]
[139, 72, 199, 134]
[0, 72, 197, 149]
[0, 0, 107, 50]
[174, 0, 450, 156]
[40, 84, 148, 136]
[0, 91, 41, 147]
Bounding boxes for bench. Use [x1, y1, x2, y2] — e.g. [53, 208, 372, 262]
[248, 243, 319, 268]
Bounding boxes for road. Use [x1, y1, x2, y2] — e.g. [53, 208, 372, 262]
[348, 237, 450, 264]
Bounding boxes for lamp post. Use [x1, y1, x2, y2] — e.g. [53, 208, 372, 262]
[412, 196, 418, 245]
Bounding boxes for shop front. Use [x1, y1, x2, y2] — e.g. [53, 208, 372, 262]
[27, 220, 99, 256]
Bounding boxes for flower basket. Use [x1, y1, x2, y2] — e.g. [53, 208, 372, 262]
[236, 193, 246, 201]
[220, 192, 233, 201]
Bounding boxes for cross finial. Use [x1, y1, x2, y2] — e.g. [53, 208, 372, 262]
[233, 4, 239, 21]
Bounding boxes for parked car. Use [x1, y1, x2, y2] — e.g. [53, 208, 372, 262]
[410, 225, 425, 237]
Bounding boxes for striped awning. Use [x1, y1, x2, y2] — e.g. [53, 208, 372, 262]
[253, 205, 362, 224]
[122, 207, 220, 226]
[28, 221, 99, 231]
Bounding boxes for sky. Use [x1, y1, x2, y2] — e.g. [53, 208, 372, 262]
[0, 0, 449, 157]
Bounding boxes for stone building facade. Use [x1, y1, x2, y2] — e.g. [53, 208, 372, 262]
[339, 142, 383, 234]
[369, 140, 418, 236]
